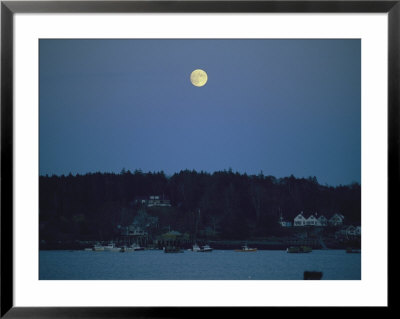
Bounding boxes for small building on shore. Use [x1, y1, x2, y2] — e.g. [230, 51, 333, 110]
[329, 213, 345, 226]
[317, 215, 328, 226]
[119, 223, 148, 246]
[155, 230, 191, 249]
[305, 214, 318, 226]
[294, 212, 307, 226]
[134, 195, 171, 207]
[278, 215, 292, 227]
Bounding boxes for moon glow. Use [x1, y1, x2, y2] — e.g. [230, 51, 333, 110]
[190, 69, 208, 87]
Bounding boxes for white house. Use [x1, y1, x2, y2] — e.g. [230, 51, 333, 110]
[134, 195, 171, 207]
[147, 195, 171, 207]
[317, 215, 328, 226]
[329, 213, 345, 226]
[293, 212, 331, 227]
[305, 214, 318, 226]
[294, 212, 307, 226]
[121, 224, 147, 236]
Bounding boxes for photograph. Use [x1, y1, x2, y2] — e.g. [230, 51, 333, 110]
[39, 38, 361, 280]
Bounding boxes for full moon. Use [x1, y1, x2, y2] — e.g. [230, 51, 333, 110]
[190, 69, 208, 87]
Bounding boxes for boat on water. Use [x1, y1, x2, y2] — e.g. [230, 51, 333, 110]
[120, 243, 145, 252]
[192, 243, 213, 252]
[131, 243, 145, 251]
[104, 242, 121, 252]
[235, 244, 257, 252]
[192, 244, 201, 252]
[286, 246, 312, 253]
[346, 247, 361, 253]
[200, 244, 213, 252]
[163, 246, 184, 253]
[92, 243, 105, 251]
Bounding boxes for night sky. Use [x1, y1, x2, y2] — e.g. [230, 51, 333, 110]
[39, 39, 360, 186]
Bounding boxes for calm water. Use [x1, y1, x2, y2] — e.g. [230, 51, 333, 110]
[39, 249, 361, 280]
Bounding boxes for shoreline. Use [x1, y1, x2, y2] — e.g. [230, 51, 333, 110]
[39, 237, 360, 251]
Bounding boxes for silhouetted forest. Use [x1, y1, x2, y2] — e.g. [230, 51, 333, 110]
[39, 169, 361, 242]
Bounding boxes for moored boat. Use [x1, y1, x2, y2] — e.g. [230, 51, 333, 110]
[104, 242, 121, 252]
[119, 243, 145, 252]
[92, 243, 105, 251]
[192, 244, 201, 252]
[192, 243, 213, 252]
[131, 243, 145, 251]
[200, 244, 213, 252]
[235, 244, 257, 252]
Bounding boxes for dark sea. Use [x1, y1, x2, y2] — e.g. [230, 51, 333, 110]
[39, 249, 361, 280]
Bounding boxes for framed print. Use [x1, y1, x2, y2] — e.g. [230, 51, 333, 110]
[1, 0, 395, 316]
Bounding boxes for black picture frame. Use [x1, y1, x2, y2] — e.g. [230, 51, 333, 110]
[1, 0, 395, 317]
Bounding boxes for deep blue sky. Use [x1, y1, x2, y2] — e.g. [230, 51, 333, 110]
[39, 39, 360, 186]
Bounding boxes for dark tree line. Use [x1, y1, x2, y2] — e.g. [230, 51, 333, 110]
[39, 169, 361, 241]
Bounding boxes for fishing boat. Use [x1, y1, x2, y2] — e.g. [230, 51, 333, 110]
[120, 243, 145, 252]
[192, 243, 201, 252]
[235, 244, 257, 252]
[286, 246, 312, 253]
[92, 243, 105, 251]
[104, 242, 121, 252]
[192, 243, 213, 252]
[131, 243, 145, 251]
[200, 244, 213, 252]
